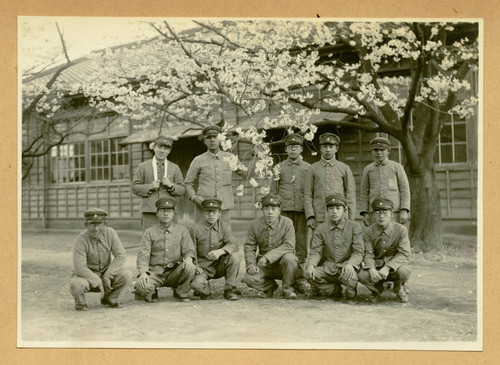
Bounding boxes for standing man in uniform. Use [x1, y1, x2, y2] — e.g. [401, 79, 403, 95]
[304, 194, 364, 303]
[132, 136, 186, 231]
[271, 133, 310, 293]
[304, 132, 356, 232]
[190, 198, 242, 301]
[134, 197, 198, 303]
[184, 125, 246, 227]
[242, 194, 299, 299]
[359, 136, 410, 227]
[358, 197, 411, 303]
[70, 208, 132, 311]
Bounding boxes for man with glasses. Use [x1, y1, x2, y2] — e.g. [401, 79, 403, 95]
[132, 136, 186, 231]
[304, 194, 364, 304]
[70, 208, 132, 311]
[358, 197, 412, 303]
[189, 198, 242, 301]
[134, 197, 198, 303]
[271, 133, 310, 294]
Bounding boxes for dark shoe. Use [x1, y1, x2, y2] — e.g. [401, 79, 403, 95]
[101, 298, 124, 308]
[367, 294, 382, 303]
[296, 280, 310, 294]
[331, 284, 343, 301]
[200, 292, 211, 300]
[283, 291, 297, 300]
[344, 296, 357, 304]
[396, 291, 408, 303]
[265, 282, 279, 298]
[173, 292, 190, 302]
[75, 304, 88, 311]
[403, 283, 411, 294]
[224, 289, 240, 301]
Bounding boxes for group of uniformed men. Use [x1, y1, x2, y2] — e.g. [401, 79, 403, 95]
[70, 125, 412, 310]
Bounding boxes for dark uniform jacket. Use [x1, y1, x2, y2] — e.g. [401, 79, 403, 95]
[189, 219, 239, 269]
[244, 216, 296, 267]
[271, 158, 310, 212]
[363, 221, 411, 271]
[306, 217, 364, 275]
[137, 223, 196, 275]
[72, 227, 127, 287]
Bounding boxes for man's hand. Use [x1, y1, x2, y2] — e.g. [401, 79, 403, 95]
[379, 266, 390, 280]
[362, 213, 371, 227]
[306, 217, 317, 230]
[207, 249, 226, 261]
[341, 263, 356, 281]
[247, 264, 259, 275]
[161, 177, 173, 189]
[95, 280, 105, 299]
[102, 276, 112, 295]
[137, 272, 150, 289]
[195, 266, 204, 275]
[369, 267, 382, 282]
[183, 257, 196, 271]
[399, 210, 409, 224]
[257, 256, 268, 267]
[193, 197, 204, 209]
[150, 180, 160, 191]
[304, 265, 315, 280]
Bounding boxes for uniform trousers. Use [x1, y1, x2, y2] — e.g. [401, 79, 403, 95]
[242, 252, 299, 295]
[358, 264, 411, 295]
[134, 263, 196, 299]
[190, 252, 241, 295]
[307, 266, 358, 299]
[70, 267, 132, 306]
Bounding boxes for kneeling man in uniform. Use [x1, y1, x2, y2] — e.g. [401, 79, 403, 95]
[242, 194, 299, 299]
[304, 194, 364, 303]
[134, 197, 198, 303]
[358, 197, 411, 303]
[70, 208, 132, 311]
[190, 198, 242, 301]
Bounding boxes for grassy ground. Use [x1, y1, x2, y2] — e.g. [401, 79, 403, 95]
[20, 228, 479, 347]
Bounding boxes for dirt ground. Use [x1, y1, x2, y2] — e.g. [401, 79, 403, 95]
[20, 228, 478, 347]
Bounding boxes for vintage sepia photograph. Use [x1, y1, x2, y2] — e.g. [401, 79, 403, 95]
[19, 16, 482, 349]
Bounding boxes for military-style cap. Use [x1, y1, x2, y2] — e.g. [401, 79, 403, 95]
[325, 194, 347, 207]
[372, 197, 394, 211]
[261, 194, 281, 207]
[84, 208, 108, 223]
[201, 198, 222, 211]
[202, 125, 222, 137]
[319, 133, 340, 145]
[284, 133, 304, 146]
[370, 137, 391, 150]
[156, 197, 177, 210]
[154, 136, 173, 148]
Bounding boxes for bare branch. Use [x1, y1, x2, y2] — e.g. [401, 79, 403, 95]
[56, 22, 71, 64]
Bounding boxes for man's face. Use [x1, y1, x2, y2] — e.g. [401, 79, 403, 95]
[327, 205, 346, 224]
[262, 205, 281, 224]
[86, 222, 105, 240]
[156, 208, 175, 224]
[374, 209, 393, 227]
[203, 208, 221, 225]
[372, 147, 389, 163]
[320, 143, 338, 160]
[204, 135, 220, 152]
[154, 143, 171, 161]
[286, 144, 303, 160]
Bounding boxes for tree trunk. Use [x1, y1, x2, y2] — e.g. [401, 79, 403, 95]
[407, 166, 442, 253]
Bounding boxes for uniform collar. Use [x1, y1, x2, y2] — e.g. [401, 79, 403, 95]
[375, 158, 388, 166]
[206, 150, 221, 159]
[159, 222, 174, 233]
[265, 216, 280, 230]
[321, 157, 336, 166]
[286, 157, 302, 165]
[375, 221, 394, 236]
[203, 219, 220, 231]
[329, 216, 346, 230]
